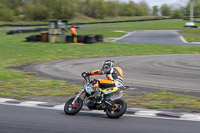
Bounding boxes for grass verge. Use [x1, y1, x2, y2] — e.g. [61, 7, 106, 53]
[0, 22, 200, 110]
[84, 19, 188, 31]
[179, 28, 200, 42]
[0, 16, 168, 25]
[125, 92, 200, 110]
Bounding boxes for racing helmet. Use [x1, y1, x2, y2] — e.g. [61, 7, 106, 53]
[102, 60, 115, 73]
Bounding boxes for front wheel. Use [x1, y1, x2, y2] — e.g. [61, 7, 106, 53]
[64, 97, 83, 115]
[106, 99, 127, 119]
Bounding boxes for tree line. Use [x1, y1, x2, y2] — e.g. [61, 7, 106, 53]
[0, 0, 149, 21]
[0, 0, 200, 21]
[153, 0, 200, 18]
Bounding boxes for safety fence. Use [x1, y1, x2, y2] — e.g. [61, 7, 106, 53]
[1, 17, 175, 28]
[6, 28, 48, 35]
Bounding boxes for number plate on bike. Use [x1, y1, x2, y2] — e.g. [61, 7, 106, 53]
[84, 85, 94, 94]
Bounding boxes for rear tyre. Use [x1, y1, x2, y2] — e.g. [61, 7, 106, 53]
[64, 97, 83, 115]
[106, 99, 127, 119]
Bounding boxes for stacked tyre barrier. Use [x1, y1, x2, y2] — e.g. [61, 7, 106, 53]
[26, 34, 103, 43]
[6, 28, 48, 35]
[25, 35, 41, 42]
[66, 34, 103, 44]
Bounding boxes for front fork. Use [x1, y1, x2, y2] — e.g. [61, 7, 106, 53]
[71, 90, 83, 105]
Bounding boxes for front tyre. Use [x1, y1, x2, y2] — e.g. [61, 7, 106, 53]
[106, 99, 127, 119]
[64, 97, 83, 115]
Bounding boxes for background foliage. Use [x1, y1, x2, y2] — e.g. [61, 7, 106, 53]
[0, 0, 199, 21]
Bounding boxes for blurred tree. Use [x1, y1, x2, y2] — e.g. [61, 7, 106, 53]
[194, 1, 200, 16]
[137, 0, 149, 16]
[23, 3, 49, 21]
[172, 9, 183, 18]
[1, 0, 25, 9]
[0, 0, 153, 21]
[0, 1, 15, 21]
[105, 0, 119, 17]
[184, 0, 200, 16]
[152, 6, 159, 16]
[81, 0, 106, 19]
[81, 0, 93, 17]
[26, 0, 77, 19]
[53, 0, 77, 19]
[0, 8, 15, 21]
[93, 0, 106, 19]
[118, 1, 136, 16]
[161, 4, 171, 16]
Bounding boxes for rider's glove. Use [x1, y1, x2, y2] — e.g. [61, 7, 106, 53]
[82, 72, 90, 76]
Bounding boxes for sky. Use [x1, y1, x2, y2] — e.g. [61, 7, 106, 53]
[118, 0, 190, 8]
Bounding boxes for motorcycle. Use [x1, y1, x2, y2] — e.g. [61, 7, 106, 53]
[64, 72, 128, 118]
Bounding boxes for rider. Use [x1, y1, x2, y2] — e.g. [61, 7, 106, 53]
[84, 60, 124, 97]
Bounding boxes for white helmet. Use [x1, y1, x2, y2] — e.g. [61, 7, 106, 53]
[102, 60, 115, 73]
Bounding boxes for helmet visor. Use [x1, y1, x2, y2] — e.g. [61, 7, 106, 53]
[102, 63, 111, 73]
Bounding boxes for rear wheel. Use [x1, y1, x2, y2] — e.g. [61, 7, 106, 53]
[106, 99, 127, 118]
[64, 97, 83, 115]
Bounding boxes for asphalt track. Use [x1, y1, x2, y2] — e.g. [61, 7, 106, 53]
[27, 54, 200, 92]
[113, 30, 200, 46]
[0, 104, 200, 133]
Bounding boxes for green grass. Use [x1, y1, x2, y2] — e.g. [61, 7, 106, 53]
[125, 92, 200, 110]
[0, 19, 200, 110]
[0, 21, 48, 25]
[2, 18, 200, 42]
[70, 16, 170, 23]
[84, 19, 187, 31]
[0, 30, 200, 101]
[84, 19, 200, 31]
[179, 28, 200, 42]
[0, 16, 168, 25]
[80, 19, 200, 42]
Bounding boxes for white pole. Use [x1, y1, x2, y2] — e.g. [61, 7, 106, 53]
[190, 0, 194, 23]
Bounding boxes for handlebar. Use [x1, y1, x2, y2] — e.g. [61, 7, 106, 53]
[81, 72, 91, 83]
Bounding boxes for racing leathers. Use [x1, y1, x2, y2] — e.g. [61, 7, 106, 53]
[89, 66, 124, 89]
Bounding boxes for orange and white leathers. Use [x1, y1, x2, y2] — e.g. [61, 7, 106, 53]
[90, 67, 124, 89]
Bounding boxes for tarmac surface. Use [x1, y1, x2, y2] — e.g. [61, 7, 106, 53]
[113, 30, 200, 46]
[0, 104, 200, 133]
[23, 54, 200, 93]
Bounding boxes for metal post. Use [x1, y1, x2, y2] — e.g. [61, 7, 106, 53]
[185, 0, 196, 27]
[190, 0, 194, 23]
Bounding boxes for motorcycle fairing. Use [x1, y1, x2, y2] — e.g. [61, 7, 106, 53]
[84, 84, 94, 94]
[100, 87, 119, 94]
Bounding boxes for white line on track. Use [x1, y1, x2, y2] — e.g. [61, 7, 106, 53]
[179, 36, 188, 43]
[112, 31, 136, 42]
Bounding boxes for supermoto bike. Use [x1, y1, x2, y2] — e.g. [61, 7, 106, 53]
[64, 72, 128, 118]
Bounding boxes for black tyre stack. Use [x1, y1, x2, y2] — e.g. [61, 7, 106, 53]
[65, 35, 73, 43]
[65, 34, 103, 44]
[6, 28, 48, 35]
[84, 35, 96, 44]
[95, 35, 104, 42]
[26, 35, 41, 42]
[77, 35, 85, 42]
